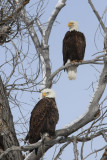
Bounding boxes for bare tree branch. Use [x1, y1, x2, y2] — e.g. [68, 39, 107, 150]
[49, 53, 105, 81]
[0, 1, 107, 160]
[0, 0, 30, 25]
[84, 145, 107, 160]
[0, 77, 23, 160]
[56, 55, 107, 137]
[88, 0, 106, 31]
[73, 137, 79, 160]
[88, 0, 107, 53]
[54, 142, 70, 160]
[44, 0, 66, 44]
[0, 128, 107, 159]
[21, 0, 67, 89]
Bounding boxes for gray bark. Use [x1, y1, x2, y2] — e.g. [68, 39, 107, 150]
[0, 77, 23, 160]
[0, 1, 107, 160]
[56, 55, 107, 137]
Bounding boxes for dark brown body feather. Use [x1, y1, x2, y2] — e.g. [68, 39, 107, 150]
[26, 98, 59, 153]
[63, 31, 86, 65]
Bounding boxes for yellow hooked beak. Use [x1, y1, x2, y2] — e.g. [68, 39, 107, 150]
[68, 22, 73, 27]
[42, 92, 46, 98]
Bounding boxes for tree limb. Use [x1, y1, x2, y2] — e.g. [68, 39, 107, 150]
[1, 51, 106, 159]
[56, 54, 107, 137]
[88, 0, 106, 31]
[73, 137, 79, 160]
[0, 0, 30, 25]
[44, 0, 67, 44]
[21, 0, 67, 89]
[0, 77, 23, 160]
[49, 54, 105, 81]
[1, 128, 107, 159]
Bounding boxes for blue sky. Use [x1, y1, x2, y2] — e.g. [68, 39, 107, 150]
[41, 0, 107, 159]
[1, 0, 107, 159]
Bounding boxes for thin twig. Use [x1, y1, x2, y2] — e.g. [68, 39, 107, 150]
[88, 0, 105, 31]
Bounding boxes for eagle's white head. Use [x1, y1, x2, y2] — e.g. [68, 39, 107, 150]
[68, 20, 79, 31]
[41, 88, 56, 99]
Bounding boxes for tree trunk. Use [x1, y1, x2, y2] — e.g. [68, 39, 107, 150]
[0, 77, 23, 160]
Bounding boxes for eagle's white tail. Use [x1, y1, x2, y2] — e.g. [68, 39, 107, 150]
[67, 66, 77, 80]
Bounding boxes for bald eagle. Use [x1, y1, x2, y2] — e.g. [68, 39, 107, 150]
[26, 88, 59, 154]
[63, 20, 86, 80]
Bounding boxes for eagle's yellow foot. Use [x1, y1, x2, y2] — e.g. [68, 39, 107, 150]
[71, 60, 77, 65]
[79, 60, 83, 63]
